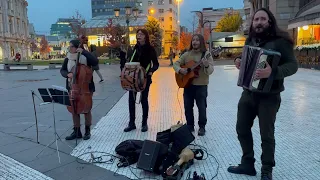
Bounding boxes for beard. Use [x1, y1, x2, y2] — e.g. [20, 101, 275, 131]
[252, 25, 270, 38]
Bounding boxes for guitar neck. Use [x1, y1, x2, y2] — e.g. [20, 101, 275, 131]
[190, 48, 221, 70]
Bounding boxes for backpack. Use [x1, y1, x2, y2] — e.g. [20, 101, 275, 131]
[115, 139, 144, 167]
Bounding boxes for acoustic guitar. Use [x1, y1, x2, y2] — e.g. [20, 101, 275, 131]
[175, 46, 222, 88]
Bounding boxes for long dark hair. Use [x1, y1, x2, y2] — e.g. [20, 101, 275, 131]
[248, 8, 293, 44]
[189, 34, 207, 52]
[136, 29, 150, 45]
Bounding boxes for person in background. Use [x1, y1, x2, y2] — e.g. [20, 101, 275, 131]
[118, 46, 127, 75]
[169, 48, 173, 66]
[90, 44, 104, 82]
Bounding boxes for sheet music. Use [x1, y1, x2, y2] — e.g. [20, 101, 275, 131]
[52, 85, 68, 93]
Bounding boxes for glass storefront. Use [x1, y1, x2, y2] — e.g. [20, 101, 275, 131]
[297, 25, 320, 45]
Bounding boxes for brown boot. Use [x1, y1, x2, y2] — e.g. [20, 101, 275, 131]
[65, 127, 82, 140]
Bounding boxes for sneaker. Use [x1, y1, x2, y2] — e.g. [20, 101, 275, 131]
[198, 127, 206, 136]
[227, 164, 257, 176]
[99, 79, 104, 83]
[261, 172, 272, 180]
[124, 125, 136, 132]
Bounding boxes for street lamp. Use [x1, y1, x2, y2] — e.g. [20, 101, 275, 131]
[114, 6, 139, 51]
[203, 20, 215, 52]
[191, 10, 204, 35]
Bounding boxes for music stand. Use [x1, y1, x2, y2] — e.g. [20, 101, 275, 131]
[35, 85, 73, 163]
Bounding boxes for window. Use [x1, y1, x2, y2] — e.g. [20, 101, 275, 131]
[158, 0, 164, 5]
[9, 18, 13, 33]
[169, 0, 172, 4]
[159, 9, 164, 13]
[148, 1, 153, 6]
[169, 17, 172, 21]
[159, 17, 164, 21]
[170, 25, 172, 30]
[169, 8, 172, 12]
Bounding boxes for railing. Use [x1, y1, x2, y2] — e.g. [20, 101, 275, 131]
[295, 48, 320, 70]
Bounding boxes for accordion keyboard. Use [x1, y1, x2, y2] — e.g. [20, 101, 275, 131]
[252, 54, 267, 88]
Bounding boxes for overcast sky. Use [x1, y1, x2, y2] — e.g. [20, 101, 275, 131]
[27, 0, 244, 34]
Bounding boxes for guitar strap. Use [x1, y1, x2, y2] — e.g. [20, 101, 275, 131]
[194, 51, 207, 77]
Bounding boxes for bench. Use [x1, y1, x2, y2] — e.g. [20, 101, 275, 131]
[4, 63, 33, 71]
[49, 62, 63, 69]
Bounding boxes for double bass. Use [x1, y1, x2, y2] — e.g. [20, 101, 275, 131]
[67, 35, 93, 114]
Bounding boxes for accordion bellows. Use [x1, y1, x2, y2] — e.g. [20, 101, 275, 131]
[237, 45, 281, 93]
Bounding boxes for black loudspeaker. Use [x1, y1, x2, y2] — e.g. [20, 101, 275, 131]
[136, 140, 168, 174]
[171, 124, 195, 154]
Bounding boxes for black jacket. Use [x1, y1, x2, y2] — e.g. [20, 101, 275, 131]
[241, 36, 298, 94]
[130, 43, 159, 74]
[60, 50, 98, 92]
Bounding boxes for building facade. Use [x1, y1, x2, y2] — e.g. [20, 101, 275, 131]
[243, 0, 299, 34]
[199, 7, 245, 31]
[50, 18, 80, 38]
[144, 0, 179, 55]
[90, 0, 179, 55]
[288, 0, 320, 46]
[91, 0, 139, 17]
[0, 0, 30, 61]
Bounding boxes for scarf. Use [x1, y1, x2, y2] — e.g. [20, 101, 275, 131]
[67, 52, 88, 72]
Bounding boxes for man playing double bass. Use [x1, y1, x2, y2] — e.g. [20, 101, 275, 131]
[60, 39, 98, 141]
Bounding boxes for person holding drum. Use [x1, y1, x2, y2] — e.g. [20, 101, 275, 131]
[123, 29, 159, 133]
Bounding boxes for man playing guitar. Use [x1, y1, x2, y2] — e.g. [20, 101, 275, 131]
[173, 34, 214, 136]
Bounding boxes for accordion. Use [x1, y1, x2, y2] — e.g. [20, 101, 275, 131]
[237, 45, 281, 92]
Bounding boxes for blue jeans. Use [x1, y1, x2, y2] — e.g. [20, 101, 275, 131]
[183, 85, 208, 128]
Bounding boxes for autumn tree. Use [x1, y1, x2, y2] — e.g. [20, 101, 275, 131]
[215, 12, 243, 32]
[178, 32, 192, 51]
[172, 35, 178, 51]
[145, 16, 162, 56]
[39, 36, 50, 58]
[30, 40, 38, 53]
[70, 10, 87, 38]
[104, 19, 126, 49]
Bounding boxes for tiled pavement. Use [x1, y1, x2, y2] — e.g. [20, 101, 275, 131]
[71, 63, 320, 180]
[1, 59, 320, 180]
[0, 153, 53, 180]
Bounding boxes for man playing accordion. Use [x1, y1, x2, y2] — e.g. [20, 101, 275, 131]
[227, 8, 298, 180]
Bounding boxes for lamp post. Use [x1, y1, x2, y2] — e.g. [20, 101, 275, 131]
[176, 0, 182, 53]
[114, 6, 139, 52]
[191, 10, 204, 35]
[203, 20, 215, 52]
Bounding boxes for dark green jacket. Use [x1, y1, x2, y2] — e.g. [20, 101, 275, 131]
[242, 37, 298, 94]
